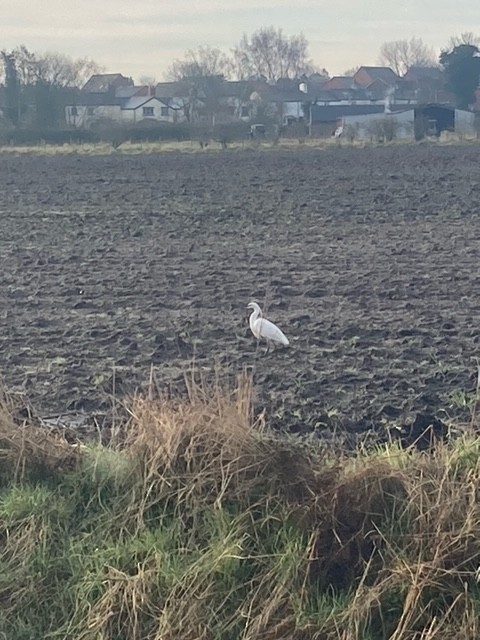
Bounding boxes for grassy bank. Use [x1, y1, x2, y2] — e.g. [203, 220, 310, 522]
[1, 375, 480, 639]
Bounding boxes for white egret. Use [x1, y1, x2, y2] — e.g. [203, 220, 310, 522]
[247, 302, 289, 354]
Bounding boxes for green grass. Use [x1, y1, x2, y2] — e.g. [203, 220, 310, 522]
[0, 375, 480, 639]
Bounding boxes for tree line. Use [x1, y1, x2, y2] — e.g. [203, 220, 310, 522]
[167, 29, 480, 110]
[0, 47, 101, 127]
[1, 28, 480, 131]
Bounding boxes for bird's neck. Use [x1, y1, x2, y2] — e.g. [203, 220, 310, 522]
[250, 308, 261, 328]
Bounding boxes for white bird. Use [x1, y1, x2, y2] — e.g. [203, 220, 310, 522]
[247, 302, 289, 354]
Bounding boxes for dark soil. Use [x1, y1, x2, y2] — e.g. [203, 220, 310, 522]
[1, 144, 480, 441]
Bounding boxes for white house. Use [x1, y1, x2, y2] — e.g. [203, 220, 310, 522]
[118, 96, 172, 123]
[65, 85, 187, 128]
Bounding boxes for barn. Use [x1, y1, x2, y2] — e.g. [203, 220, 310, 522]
[413, 104, 476, 138]
[326, 104, 476, 141]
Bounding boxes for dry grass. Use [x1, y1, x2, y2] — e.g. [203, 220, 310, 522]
[0, 373, 480, 639]
[0, 387, 81, 479]
[0, 134, 478, 156]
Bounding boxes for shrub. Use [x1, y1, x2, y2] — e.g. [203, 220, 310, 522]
[366, 117, 401, 143]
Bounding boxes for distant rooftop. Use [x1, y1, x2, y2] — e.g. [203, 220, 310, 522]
[82, 73, 133, 93]
[322, 76, 354, 90]
[403, 66, 444, 81]
[355, 66, 400, 85]
[155, 81, 192, 98]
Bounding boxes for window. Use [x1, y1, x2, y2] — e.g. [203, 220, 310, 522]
[160, 106, 169, 116]
[241, 106, 249, 118]
[87, 107, 95, 116]
[70, 106, 78, 116]
[143, 106, 154, 117]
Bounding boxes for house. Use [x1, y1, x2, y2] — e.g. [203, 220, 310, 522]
[309, 87, 384, 105]
[321, 76, 355, 91]
[250, 84, 308, 125]
[82, 73, 133, 94]
[353, 66, 400, 89]
[403, 66, 443, 84]
[401, 66, 452, 104]
[296, 73, 330, 96]
[155, 81, 191, 97]
[155, 78, 255, 124]
[275, 77, 304, 92]
[66, 73, 140, 127]
[118, 96, 174, 123]
[156, 78, 270, 124]
[67, 75, 259, 128]
[216, 81, 260, 121]
[158, 76, 314, 127]
[308, 72, 330, 86]
[304, 68, 416, 112]
[155, 81, 192, 120]
[65, 72, 190, 127]
[65, 86, 178, 128]
[66, 92, 120, 127]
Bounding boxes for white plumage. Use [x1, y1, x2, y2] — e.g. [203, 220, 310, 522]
[247, 302, 289, 350]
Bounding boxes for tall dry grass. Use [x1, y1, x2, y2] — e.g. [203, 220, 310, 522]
[1, 134, 478, 156]
[0, 372, 479, 639]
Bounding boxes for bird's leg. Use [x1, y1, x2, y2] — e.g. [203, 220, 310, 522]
[265, 340, 271, 356]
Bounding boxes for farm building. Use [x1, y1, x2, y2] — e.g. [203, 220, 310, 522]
[338, 104, 476, 141]
[341, 109, 415, 140]
[309, 104, 400, 137]
[415, 104, 476, 137]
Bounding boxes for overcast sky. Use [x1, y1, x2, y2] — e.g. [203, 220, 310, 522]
[2, 0, 479, 81]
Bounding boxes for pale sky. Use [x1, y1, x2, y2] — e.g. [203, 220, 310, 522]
[2, 0, 479, 81]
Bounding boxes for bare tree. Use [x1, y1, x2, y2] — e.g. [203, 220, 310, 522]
[12, 46, 102, 87]
[12, 45, 37, 85]
[343, 66, 360, 76]
[449, 32, 480, 48]
[166, 47, 238, 126]
[1, 46, 103, 127]
[35, 52, 101, 87]
[167, 46, 233, 81]
[233, 26, 315, 83]
[378, 37, 437, 76]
